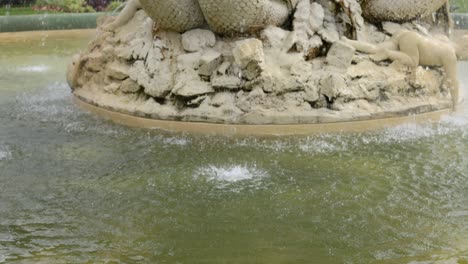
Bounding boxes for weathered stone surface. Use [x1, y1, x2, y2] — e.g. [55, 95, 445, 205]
[262, 73, 304, 95]
[293, 0, 315, 53]
[104, 82, 120, 94]
[146, 75, 173, 98]
[106, 62, 130, 80]
[177, 52, 202, 71]
[173, 79, 214, 98]
[84, 52, 105, 72]
[320, 75, 347, 99]
[129, 60, 173, 98]
[283, 31, 298, 52]
[211, 75, 242, 90]
[310, 2, 325, 31]
[347, 60, 378, 78]
[120, 78, 141, 93]
[261, 26, 289, 50]
[290, 60, 313, 82]
[128, 61, 150, 88]
[210, 92, 236, 107]
[304, 82, 320, 102]
[244, 61, 263, 81]
[217, 61, 231, 75]
[358, 23, 388, 44]
[411, 66, 444, 95]
[326, 41, 355, 69]
[181, 29, 216, 52]
[382, 22, 404, 35]
[318, 22, 339, 43]
[232, 39, 265, 69]
[198, 50, 222, 77]
[187, 95, 208, 107]
[283, 92, 309, 109]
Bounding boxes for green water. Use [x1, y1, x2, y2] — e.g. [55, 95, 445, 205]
[0, 34, 468, 264]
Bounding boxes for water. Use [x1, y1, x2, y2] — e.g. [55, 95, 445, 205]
[0, 33, 468, 264]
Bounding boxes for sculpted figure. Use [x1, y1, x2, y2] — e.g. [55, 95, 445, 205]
[342, 30, 468, 110]
[105, 0, 296, 35]
[105, 0, 450, 37]
[104, 0, 143, 31]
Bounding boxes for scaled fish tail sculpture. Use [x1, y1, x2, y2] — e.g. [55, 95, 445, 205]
[139, 0, 297, 35]
[110, 0, 449, 35]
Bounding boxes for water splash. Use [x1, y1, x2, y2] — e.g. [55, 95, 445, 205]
[196, 164, 267, 183]
[0, 144, 11, 161]
[18, 65, 50, 73]
[162, 136, 190, 146]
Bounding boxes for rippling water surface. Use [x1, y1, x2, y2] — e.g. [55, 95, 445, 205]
[0, 32, 467, 264]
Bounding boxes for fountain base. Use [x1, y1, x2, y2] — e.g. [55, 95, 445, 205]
[74, 96, 452, 135]
[68, 8, 458, 133]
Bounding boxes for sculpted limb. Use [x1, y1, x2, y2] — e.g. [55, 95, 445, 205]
[390, 35, 420, 67]
[104, 0, 142, 31]
[442, 54, 460, 109]
[342, 34, 395, 56]
[341, 36, 401, 62]
[454, 35, 468, 61]
[343, 30, 463, 109]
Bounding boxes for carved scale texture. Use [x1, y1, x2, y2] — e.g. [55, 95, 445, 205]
[139, 0, 205, 32]
[139, 0, 292, 35]
[198, 0, 289, 35]
[198, 0, 290, 35]
[362, 0, 447, 23]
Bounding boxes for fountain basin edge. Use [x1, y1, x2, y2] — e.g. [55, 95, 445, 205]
[74, 95, 453, 136]
[0, 13, 106, 33]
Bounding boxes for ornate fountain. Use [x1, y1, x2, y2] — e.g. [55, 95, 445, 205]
[67, 0, 467, 133]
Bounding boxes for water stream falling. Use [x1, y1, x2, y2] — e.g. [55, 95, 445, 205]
[0, 32, 467, 263]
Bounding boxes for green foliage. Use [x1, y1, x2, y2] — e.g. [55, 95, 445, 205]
[0, 7, 42, 15]
[34, 0, 95, 13]
[105, 0, 124, 12]
[1, 0, 36, 6]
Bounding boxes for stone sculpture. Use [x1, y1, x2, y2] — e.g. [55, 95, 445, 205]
[106, 0, 297, 35]
[106, 0, 449, 34]
[361, 0, 448, 23]
[68, 0, 465, 127]
[343, 30, 468, 109]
